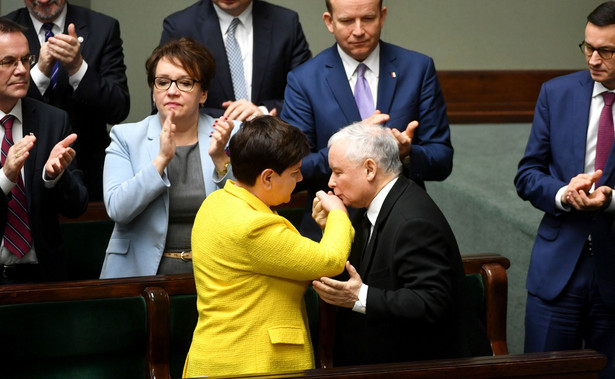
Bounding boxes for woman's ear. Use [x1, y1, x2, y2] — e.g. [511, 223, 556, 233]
[259, 168, 275, 190]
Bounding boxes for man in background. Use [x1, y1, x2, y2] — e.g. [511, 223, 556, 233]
[515, 2, 615, 377]
[0, 17, 87, 284]
[281, 0, 453, 240]
[5, 0, 130, 201]
[160, 0, 311, 121]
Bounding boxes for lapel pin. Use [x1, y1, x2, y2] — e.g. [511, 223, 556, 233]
[391, 72, 396, 78]
[77, 36, 84, 43]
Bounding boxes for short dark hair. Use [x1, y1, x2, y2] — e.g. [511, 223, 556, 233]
[588, 1, 615, 26]
[146, 37, 216, 90]
[0, 17, 27, 35]
[229, 116, 310, 186]
[326, 0, 383, 14]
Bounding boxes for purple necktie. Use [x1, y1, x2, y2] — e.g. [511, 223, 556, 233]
[354, 63, 374, 120]
[0, 115, 32, 258]
[596, 92, 615, 171]
[42, 23, 59, 91]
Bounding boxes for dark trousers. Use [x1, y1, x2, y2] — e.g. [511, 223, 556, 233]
[525, 248, 615, 379]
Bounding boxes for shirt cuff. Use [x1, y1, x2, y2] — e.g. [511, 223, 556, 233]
[69, 60, 88, 90]
[43, 169, 64, 188]
[0, 169, 15, 195]
[31, 64, 50, 95]
[352, 283, 368, 314]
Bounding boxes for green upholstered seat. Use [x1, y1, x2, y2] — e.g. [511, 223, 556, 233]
[0, 296, 147, 378]
[60, 220, 114, 281]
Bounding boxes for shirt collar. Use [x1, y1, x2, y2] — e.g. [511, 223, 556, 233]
[365, 176, 398, 226]
[29, 4, 68, 36]
[592, 81, 614, 98]
[337, 43, 380, 81]
[213, 1, 254, 36]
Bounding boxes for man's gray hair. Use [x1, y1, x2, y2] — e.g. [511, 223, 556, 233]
[328, 122, 402, 176]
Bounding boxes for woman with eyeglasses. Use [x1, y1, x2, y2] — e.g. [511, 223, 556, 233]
[99, 38, 238, 279]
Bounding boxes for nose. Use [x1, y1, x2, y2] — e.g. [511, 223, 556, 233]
[296, 171, 303, 183]
[328, 175, 335, 189]
[14, 59, 28, 74]
[167, 81, 181, 95]
[589, 50, 602, 66]
[351, 19, 364, 36]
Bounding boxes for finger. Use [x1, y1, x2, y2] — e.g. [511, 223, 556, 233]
[59, 133, 78, 148]
[405, 120, 419, 136]
[270, 108, 278, 117]
[319, 276, 344, 289]
[591, 170, 603, 183]
[67, 23, 77, 38]
[346, 261, 359, 278]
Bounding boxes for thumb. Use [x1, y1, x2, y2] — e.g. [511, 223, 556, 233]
[592, 170, 603, 182]
[346, 261, 359, 278]
[68, 23, 78, 38]
[61, 133, 78, 147]
[270, 108, 278, 117]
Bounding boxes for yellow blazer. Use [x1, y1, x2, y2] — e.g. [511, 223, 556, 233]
[184, 181, 353, 377]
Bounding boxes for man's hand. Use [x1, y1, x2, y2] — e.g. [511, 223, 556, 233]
[3, 134, 36, 182]
[389, 120, 418, 159]
[37, 40, 57, 77]
[312, 261, 363, 308]
[47, 23, 83, 76]
[222, 99, 264, 121]
[45, 133, 77, 179]
[561, 171, 611, 211]
[363, 110, 390, 125]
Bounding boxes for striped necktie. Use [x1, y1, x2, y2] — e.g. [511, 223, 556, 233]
[42, 23, 59, 91]
[225, 18, 248, 101]
[0, 115, 32, 257]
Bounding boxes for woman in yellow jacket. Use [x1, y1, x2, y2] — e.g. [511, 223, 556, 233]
[184, 116, 354, 377]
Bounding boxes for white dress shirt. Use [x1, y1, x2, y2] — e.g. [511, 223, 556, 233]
[337, 44, 380, 111]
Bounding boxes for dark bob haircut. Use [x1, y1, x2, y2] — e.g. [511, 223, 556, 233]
[229, 116, 310, 186]
[145, 37, 216, 91]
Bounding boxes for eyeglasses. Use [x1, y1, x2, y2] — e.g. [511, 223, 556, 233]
[0, 54, 36, 69]
[579, 41, 615, 60]
[153, 77, 199, 92]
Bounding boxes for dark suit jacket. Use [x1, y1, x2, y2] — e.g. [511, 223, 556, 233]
[160, 0, 311, 118]
[0, 98, 88, 281]
[281, 42, 453, 239]
[334, 177, 490, 366]
[515, 70, 615, 309]
[5, 3, 130, 201]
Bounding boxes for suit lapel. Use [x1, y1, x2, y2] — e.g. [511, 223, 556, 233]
[376, 42, 398, 117]
[325, 46, 361, 123]
[358, 177, 407, 277]
[66, 5, 90, 57]
[570, 72, 593, 179]
[251, 2, 271, 102]
[20, 99, 39, 209]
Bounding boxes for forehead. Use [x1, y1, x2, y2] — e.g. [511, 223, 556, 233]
[0, 32, 29, 57]
[585, 22, 615, 46]
[155, 57, 188, 75]
[330, 0, 381, 17]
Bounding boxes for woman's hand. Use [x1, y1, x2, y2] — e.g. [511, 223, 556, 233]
[209, 117, 234, 176]
[153, 110, 176, 175]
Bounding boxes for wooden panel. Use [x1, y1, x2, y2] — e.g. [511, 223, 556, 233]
[438, 70, 576, 123]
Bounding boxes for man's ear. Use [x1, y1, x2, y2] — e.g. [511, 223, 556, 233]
[259, 168, 275, 190]
[364, 159, 377, 181]
[323, 12, 334, 33]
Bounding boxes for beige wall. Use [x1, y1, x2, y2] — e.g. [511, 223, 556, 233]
[0, 0, 606, 122]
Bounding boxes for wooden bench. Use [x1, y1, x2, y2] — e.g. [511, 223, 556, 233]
[0, 253, 511, 378]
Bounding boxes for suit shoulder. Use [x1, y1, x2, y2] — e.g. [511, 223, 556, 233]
[68, 4, 119, 25]
[3, 8, 30, 22]
[164, 1, 206, 22]
[289, 46, 335, 75]
[256, 0, 301, 18]
[22, 97, 67, 119]
[542, 70, 590, 90]
[381, 42, 433, 64]
[110, 115, 157, 140]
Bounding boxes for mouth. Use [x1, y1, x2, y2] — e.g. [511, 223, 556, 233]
[165, 102, 181, 108]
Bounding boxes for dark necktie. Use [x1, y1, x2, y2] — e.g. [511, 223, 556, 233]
[225, 18, 248, 101]
[354, 63, 375, 120]
[0, 115, 32, 258]
[359, 213, 372, 265]
[42, 23, 59, 91]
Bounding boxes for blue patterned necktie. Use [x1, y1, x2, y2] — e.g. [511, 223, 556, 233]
[42, 23, 59, 91]
[225, 18, 248, 101]
[0, 115, 32, 258]
[354, 63, 375, 120]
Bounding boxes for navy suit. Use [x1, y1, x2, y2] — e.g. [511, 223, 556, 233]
[281, 42, 453, 239]
[5, 3, 130, 201]
[160, 0, 311, 118]
[515, 70, 615, 378]
[0, 98, 88, 281]
[334, 176, 490, 365]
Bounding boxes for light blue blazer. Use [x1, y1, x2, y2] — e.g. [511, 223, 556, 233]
[100, 113, 238, 279]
